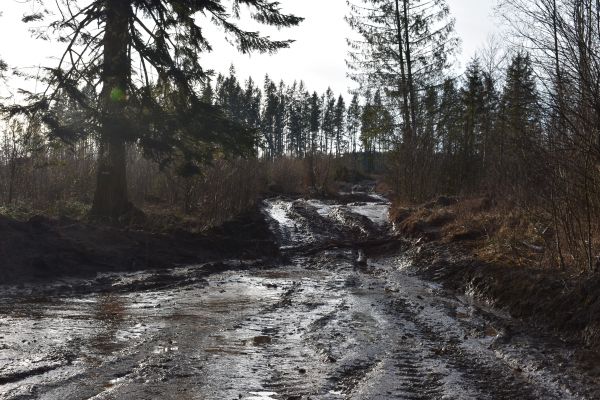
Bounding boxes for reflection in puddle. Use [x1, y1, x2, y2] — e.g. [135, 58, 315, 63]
[153, 345, 179, 354]
[91, 294, 126, 355]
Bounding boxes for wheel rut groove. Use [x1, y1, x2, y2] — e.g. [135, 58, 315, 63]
[0, 194, 597, 399]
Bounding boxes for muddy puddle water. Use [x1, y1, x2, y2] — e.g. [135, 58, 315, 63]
[1, 193, 599, 399]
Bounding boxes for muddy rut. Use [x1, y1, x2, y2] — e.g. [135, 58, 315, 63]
[1, 193, 599, 399]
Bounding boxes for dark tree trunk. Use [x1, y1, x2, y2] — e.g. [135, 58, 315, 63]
[394, 0, 412, 145]
[90, 0, 133, 221]
[402, 0, 418, 136]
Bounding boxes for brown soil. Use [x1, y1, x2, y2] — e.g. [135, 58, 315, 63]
[0, 208, 278, 285]
[391, 196, 600, 352]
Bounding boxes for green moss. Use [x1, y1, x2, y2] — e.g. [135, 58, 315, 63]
[110, 87, 126, 103]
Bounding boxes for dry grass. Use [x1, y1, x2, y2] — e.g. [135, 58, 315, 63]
[451, 201, 547, 268]
[391, 195, 554, 269]
[266, 157, 307, 194]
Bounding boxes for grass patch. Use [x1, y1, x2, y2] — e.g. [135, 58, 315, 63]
[391, 195, 552, 269]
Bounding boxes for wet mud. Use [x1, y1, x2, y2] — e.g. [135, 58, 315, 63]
[1, 193, 599, 399]
[0, 208, 276, 285]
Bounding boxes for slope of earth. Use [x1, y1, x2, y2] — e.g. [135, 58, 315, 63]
[391, 196, 600, 356]
[0, 208, 277, 285]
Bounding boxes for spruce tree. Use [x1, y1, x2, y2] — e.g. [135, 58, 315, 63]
[498, 52, 541, 189]
[420, 86, 439, 156]
[347, 94, 362, 155]
[480, 71, 500, 176]
[347, 0, 458, 144]
[321, 88, 336, 154]
[243, 77, 262, 139]
[460, 59, 486, 190]
[9, 0, 302, 220]
[334, 96, 347, 156]
[300, 88, 313, 156]
[309, 92, 322, 154]
[438, 77, 462, 191]
[262, 76, 278, 158]
[201, 79, 215, 105]
[361, 90, 393, 168]
[215, 66, 245, 124]
[274, 81, 287, 156]
[361, 93, 376, 157]
[286, 82, 304, 156]
[0, 12, 5, 80]
[0, 58, 6, 80]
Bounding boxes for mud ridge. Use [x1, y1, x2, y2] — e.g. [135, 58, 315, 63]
[410, 240, 600, 363]
[0, 207, 278, 285]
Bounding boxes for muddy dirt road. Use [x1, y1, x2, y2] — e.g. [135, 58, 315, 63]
[1, 193, 599, 399]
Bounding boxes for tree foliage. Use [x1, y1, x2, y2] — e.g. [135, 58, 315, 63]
[8, 0, 301, 164]
[3, 0, 302, 219]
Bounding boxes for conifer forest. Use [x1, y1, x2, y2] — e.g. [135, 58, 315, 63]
[2, 1, 600, 399]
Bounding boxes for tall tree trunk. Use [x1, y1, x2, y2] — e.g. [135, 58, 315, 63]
[552, 0, 563, 118]
[402, 0, 418, 136]
[91, 0, 132, 221]
[394, 0, 412, 145]
[7, 143, 17, 206]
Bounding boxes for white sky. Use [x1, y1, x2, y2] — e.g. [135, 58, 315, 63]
[0, 0, 500, 98]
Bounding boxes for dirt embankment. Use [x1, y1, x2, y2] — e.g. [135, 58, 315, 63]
[0, 208, 278, 285]
[391, 196, 600, 354]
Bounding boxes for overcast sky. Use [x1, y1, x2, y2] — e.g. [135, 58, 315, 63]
[0, 0, 500, 98]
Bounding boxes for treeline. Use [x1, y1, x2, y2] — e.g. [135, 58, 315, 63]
[348, 0, 600, 271]
[501, 0, 600, 271]
[0, 0, 306, 221]
[205, 68, 366, 158]
[388, 52, 541, 201]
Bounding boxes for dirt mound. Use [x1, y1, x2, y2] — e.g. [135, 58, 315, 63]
[329, 207, 382, 239]
[0, 208, 278, 285]
[414, 242, 600, 351]
[390, 196, 600, 352]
